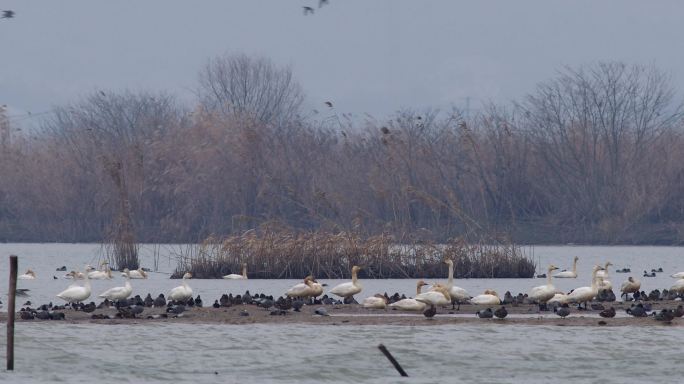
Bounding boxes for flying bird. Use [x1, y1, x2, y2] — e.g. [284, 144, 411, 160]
[1, 10, 15, 19]
[303, 6, 314, 15]
[324, 101, 333, 108]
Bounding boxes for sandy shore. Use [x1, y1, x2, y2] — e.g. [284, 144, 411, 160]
[2, 301, 682, 327]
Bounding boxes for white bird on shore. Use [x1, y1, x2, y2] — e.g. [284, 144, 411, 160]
[88, 262, 112, 280]
[362, 294, 388, 309]
[389, 280, 430, 311]
[121, 268, 148, 279]
[169, 272, 193, 302]
[553, 256, 579, 278]
[620, 276, 641, 300]
[549, 292, 569, 305]
[56, 274, 91, 303]
[64, 270, 86, 280]
[470, 289, 501, 306]
[415, 285, 451, 307]
[223, 263, 248, 280]
[567, 265, 604, 309]
[671, 272, 684, 279]
[432, 259, 470, 309]
[596, 262, 613, 290]
[330, 265, 363, 300]
[528, 265, 560, 310]
[670, 279, 684, 294]
[285, 276, 316, 298]
[99, 271, 133, 300]
[18, 269, 36, 280]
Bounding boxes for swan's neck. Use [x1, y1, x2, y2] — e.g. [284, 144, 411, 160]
[242, 266, 247, 278]
[447, 263, 454, 286]
[591, 271, 599, 291]
[416, 284, 423, 296]
[351, 269, 358, 285]
[182, 278, 189, 288]
[546, 268, 553, 286]
[572, 259, 578, 274]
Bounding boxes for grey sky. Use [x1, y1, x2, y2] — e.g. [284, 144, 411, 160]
[1, 0, 683, 125]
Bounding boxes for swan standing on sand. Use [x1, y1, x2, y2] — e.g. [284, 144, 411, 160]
[553, 256, 579, 278]
[223, 263, 248, 280]
[56, 274, 91, 303]
[432, 259, 470, 309]
[121, 268, 148, 279]
[470, 289, 501, 306]
[566, 265, 604, 309]
[528, 265, 560, 310]
[330, 266, 363, 300]
[169, 272, 193, 302]
[389, 280, 429, 311]
[88, 262, 112, 280]
[362, 294, 388, 309]
[18, 269, 36, 280]
[670, 278, 684, 294]
[596, 262, 613, 290]
[99, 271, 133, 300]
[620, 277, 641, 300]
[415, 285, 451, 308]
[286, 276, 315, 298]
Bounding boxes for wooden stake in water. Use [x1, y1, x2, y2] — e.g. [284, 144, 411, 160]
[7, 255, 18, 370]
[378, 344, 408, 377]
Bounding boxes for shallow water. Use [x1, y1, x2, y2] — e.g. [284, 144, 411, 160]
[0, 244, 683, 383]
[0, 244, 682, 310]
[0, 322, 682, 384]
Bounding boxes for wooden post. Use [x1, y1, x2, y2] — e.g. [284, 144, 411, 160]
[378, 344, 408, 377]
[7, 255, 17, 370]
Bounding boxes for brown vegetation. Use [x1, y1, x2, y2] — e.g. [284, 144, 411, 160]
[171, 228, 534, 279]
[0, 60, 683, 245]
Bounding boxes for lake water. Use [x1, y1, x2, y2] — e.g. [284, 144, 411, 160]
[0, 244, 683, 383]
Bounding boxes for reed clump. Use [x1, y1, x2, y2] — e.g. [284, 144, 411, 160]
[171, 229, 535, 279]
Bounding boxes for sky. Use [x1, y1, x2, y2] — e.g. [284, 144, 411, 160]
[1, 0, 684, 127]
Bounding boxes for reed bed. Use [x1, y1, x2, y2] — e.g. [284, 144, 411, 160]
[171, 230, 535, 279]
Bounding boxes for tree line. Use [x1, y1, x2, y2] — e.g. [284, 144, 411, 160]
[1, 57, 683, 244]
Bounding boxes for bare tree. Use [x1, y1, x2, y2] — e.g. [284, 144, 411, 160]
[197, 53, 304, 126]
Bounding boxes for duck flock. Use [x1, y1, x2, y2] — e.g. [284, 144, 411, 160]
[11, 257, 684, 324]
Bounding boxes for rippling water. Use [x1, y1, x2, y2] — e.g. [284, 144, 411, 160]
[0, 323, 682, 383]
[0, 244, 683, 382]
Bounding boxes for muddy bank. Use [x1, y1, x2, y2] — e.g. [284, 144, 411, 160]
[2, 301, 682, 327]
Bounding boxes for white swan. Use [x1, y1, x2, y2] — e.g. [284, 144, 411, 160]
[620, 276, 641, 300]
[470, 289, 501, 306]
[88, 262, 112, 280]
[330, 265, 363, 299]
[671, 272, 684, 279]
[670, 279, 684, 294]
[285, 276, 315, 298]
[566, 265, 603, 309]
[121, 268, 148, 279]
[309, 277, 324, 299]
[64, 270, 86, 280]
[415, 285, 451, 307]
[548, 292, 569, 305]
[553, 256, 579, 278]
[432, 259, 470, 308]
[596, 262, 613, 290]
[168, 272, 193, 302]
[18, 269, 36, 280]
[389, 280, 429, 311]
[223, 263, 248, 280]
[528, 265, 560, 309]
[56, 274, 91, 303]
[362, 294, 388, 309]
[99, 272, 133, 300]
